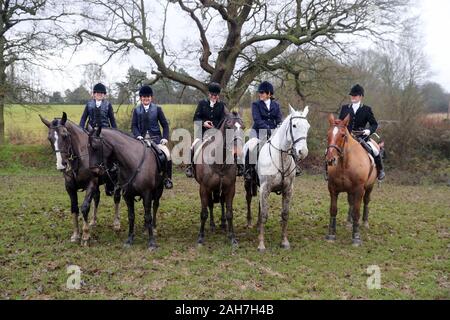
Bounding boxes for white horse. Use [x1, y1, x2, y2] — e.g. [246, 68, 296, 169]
[253, 105, 310, 252]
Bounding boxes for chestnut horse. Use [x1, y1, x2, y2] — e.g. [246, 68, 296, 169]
[325, 114, 377, 246]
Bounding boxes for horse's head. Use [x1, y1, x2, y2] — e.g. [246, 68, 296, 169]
[40, 112, 73, 171]
[87, 126, 112, 176]
[287, 105, 310, 160]
[222, 110, 245, 158]
[326, 113, 350, 166]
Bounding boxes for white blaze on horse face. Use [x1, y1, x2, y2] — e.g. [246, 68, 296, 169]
[54, 131, 65, 170]
[332, 127, 339, 137]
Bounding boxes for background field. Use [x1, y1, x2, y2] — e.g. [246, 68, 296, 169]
[0, 169, 448, 299]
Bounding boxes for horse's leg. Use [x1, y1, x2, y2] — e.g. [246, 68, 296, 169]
[258, 183, 270, 252]
[346, 193, 354, 228]
[66, 184, 80, 242]
[245, 181, 253, 228]
[280, 183, 293, 249]
[152, 190, 161, 235]
[89, 186, 100, 227]
[326, 190, 339, 242]
[363, 186, 373, 229]
[220, 195, 227, 231]
[209, 193, 216, 232]
[351, 189, 364, 246]
[124, 194, 135, 247]
[80, 179, 97, 246]
[143, 194, 157, 250]
[225, 184, 238, 246]
[197, 185, 209, 245]
[113, 188, 121, 231]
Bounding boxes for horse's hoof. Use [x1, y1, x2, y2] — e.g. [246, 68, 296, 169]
[325, 234, 336, 242]
[152, 228, 157, 236]
[352, 238, 362, 247]
[70, 234, 80, 243]
[197, 237, 204, 246]
[113, 222, 121, 232]
[148, 242, 157, 251]
[363, 221, 370, 229]
[257, 245, 266, 253]
[280, 242, 290, 249]
[124, 237, 134, 248]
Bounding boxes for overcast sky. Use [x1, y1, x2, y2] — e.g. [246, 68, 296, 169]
[40, 0, 450, 94]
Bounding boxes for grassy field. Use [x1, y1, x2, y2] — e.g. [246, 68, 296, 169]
[0, 168, 448, 299]
[4, 104, 197, 144]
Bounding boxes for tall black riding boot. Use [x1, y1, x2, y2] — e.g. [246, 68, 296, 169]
[185, 148, 194, 178]
[164, 160, 173, 189]
[374, 154, 385, 180]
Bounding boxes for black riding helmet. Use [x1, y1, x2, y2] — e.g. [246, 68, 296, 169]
[93, 83, 107, 94]
[139, 85, 153, 97]
[349, 84, 364, 97]
[258, 81, 274, 95]
[208, 82, 221, 94]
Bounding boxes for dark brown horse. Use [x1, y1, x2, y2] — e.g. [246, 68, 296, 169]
[193, 111, 244, 246]
[88, 126, 164, 250]
[40, 113, 121, 246]
[325, 114, 377, 246]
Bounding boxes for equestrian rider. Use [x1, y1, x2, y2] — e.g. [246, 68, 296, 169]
[131, 85, 173, 189]
[185, 82, 244, 177]
[338, 84, 385, 180]
[80, 83, 117, 130]
[244, 81, 283, 180]
[80, 82, 117, 195]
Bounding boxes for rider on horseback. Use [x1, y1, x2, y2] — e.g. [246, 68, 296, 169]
[80, 83, 117, 195]
[243, 81, 283, 180]
[337, 84, 385, 180]
[131, 85, 173, 189]
[185, 82, 243, 177]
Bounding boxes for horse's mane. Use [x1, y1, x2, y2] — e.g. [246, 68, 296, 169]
[103, 127, 135, 139]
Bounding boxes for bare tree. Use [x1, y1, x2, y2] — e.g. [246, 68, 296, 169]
[0, 0, 73, 144]
[77, 0, 408, 110]
[82, 62, 106, 92]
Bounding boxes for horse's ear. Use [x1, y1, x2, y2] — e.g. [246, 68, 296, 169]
[342, 114, 351, 126]
[39, 114, 51, 128]
[289, 104, 296, 114]
[328, 113, 335, 125]
[61, 112, 67, 125]
[95, 126, 102, 137]
[302, 105, 309, 117]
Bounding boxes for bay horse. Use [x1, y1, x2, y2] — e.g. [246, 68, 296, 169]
[251, 106, 310, 252]
[88, 126, 164, 250]
[40, 112, 121, 246]
[193, 111, 244, 246]
[325, 113, 377, 246]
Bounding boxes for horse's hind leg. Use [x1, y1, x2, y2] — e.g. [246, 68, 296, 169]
[152, 192, 161, 235]
[209, 194, 216, 232]
[225, 185, 238, 246]
[143, 194, 156, 250]
[351, 189, 364, 246]
[80, 180, 97, 246]
[245, 181, 253, 228]
[220, 196, 227, 231]
[67, 184, 80, 243]
[363, 187, 373, 229]
[326, 191, 339, 242]
[124, 194, 135, 247]
[113, 188, 121, 231]
[257, 184, 270, 252]
[346, 193, 354, 228]
[89, 186, 100, 227]
[280, 184, 293, 249]
[197, 185, 209, 245]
